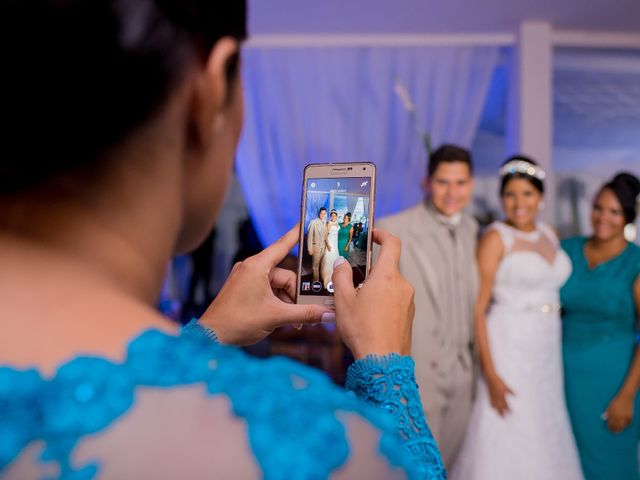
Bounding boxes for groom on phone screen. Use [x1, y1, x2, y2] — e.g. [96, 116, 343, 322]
[307, 207, 327, 283]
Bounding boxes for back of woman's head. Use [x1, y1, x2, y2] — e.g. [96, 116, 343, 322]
[602, 172, 640, 224]
[499, 155, 545, 195]
[1, 0, 246, 194]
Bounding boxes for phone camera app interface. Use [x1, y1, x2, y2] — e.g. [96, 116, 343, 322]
[300, 177, 371, 296]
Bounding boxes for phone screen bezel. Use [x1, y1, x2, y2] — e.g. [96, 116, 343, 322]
[296, 162, 376, 306]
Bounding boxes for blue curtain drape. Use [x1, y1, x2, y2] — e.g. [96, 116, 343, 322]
[236, 45, 499, 246]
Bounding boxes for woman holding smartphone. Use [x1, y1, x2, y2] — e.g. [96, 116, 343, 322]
[0, 0, 444, 478]
[452, 157, 582, 479]
[561, 173, 640, 479]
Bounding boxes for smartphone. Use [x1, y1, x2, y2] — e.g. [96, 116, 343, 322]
[296, 162, 376, 306]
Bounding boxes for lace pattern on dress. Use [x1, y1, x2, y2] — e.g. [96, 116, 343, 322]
[0, 322, 442, 479]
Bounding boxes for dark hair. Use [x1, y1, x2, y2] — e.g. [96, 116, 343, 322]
[601, 172, 640, 224]
[499, 155, 544, 195]
[318, 207, 327, 216]
[427, 144, 473, 178]
[1, 0, 247, 193]
[344, 212, 352, 221]
[330, 210, 337, 216]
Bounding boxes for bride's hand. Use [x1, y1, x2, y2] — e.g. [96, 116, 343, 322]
[486, 373, 514, 417]
[198, 226, 333, 346]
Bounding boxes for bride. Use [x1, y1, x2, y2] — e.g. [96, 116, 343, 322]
[322, 210, 340, 289]
[451, 157, 583, 479]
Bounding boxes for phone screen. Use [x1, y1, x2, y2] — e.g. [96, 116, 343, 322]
[299, 175, 373, 297]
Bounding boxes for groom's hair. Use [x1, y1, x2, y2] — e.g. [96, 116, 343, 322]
[428, 144, 473, 178]
[318, 207, 327, 216]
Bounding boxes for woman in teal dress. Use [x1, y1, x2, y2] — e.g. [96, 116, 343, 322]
[338, 212, 354, 259]
[561, 173, 640, 479]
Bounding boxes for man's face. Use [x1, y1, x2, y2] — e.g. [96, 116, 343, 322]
[319, 210, 327, 221]
[425, 161, 474, 217]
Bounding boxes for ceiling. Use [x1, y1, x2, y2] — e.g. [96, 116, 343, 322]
[249, 0, 640, 35]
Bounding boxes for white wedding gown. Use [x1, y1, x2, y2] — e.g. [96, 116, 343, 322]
[451, 222, 583, 480]
[322, 223, 340, 289]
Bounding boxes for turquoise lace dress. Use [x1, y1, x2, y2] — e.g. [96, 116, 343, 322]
[0, 320, 445, 479]
[561, 237, 640, 479]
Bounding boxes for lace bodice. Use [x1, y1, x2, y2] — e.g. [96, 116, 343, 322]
[0, 321, 445, 479]
[488, 222, 571, 311]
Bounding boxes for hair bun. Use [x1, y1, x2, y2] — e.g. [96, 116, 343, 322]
[611, 172, 640, 198]
[604, 172, 640, 224]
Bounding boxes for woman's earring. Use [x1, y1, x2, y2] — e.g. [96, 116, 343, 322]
[624, 223, 637, 242]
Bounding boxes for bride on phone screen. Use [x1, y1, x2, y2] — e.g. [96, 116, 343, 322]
[322, 210, 340, 289]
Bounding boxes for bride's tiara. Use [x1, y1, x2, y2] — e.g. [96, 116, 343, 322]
[499, 159, 546, 181]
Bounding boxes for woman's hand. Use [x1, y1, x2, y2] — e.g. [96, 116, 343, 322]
[486, 373, 515, 417]
[603, 391, 635, 433]
[330, 229, 414, 359]
[343, 245, 348, 253]
[198, 226, 333, 346]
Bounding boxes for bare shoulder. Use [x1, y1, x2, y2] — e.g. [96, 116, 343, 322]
[478, 229, 504, 258]
[480, 228, 502, 245]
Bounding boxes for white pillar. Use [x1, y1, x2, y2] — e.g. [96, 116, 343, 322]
[506, 21, 555, 223]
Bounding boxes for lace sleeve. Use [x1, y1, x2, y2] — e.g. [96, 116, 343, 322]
[182, 318, 219, 344]
[345, 355, 446, 479]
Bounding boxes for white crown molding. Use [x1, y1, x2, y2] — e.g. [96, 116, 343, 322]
[245, 33, 516, 48]
[245, 30, 640, 50]
[553, 30, 640, 49]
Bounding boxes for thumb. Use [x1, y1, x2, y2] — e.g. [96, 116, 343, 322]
[271, 303, 334, 328]
[332, 257, 356, 305]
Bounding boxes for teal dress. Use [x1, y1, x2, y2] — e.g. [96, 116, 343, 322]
[560, 237, 640, 480]
[338, 223, 352, 259]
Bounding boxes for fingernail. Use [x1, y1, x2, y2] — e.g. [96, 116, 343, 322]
[333, 257, 347, 268]
[321, 312, 336, 324]
[294, 324, 303, 330]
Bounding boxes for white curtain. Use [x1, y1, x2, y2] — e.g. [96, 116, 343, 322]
[236, 45, 499, 245]
[346, 195, 359, 217]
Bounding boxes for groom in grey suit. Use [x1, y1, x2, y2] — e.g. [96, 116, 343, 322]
[307, 207, 327, 283]
[376, 145, 478, 469]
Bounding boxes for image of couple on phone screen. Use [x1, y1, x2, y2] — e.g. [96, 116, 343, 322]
[300, 177, 370, 296]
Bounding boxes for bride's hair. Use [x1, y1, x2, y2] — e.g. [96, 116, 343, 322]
[499, 155, 544, 195]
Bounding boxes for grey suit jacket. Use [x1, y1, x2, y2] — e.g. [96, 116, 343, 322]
[307, 218, 327, 250]
[376, 202, 479, 383]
